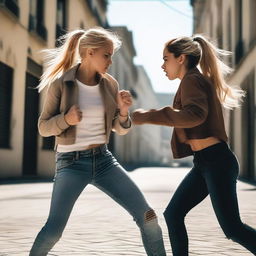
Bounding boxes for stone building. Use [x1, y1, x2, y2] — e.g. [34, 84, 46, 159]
[0, 0, 166, 178]
[0, 0, 109, 178]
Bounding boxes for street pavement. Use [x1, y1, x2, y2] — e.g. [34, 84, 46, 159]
[0, 167, 255, 256]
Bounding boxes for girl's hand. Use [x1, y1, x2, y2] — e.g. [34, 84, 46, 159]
[64, 105, 82, 125]
[117, 90, 132, 116]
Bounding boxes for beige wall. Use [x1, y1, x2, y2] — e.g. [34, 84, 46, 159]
[68, 0, 96, 29]
[0, 0, 169, 178]
[0, 0, 105, 178]
[0, 4, 51, 177]
[0, 10, 28, 177]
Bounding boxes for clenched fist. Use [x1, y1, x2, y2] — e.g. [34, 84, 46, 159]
[117, 90, 132, 116]
[64, 105, 82, 125]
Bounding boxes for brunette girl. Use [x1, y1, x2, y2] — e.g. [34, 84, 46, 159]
[132, 35, 256, 255]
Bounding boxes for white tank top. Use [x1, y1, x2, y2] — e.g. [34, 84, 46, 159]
[57, 79, 106, 152]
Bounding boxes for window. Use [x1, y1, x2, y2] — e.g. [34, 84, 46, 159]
[0, 0, 20, 18]
[216, 0, 223, 48]
[235, 0, 243, 64]
[29, 0, 48, 41]
[241, 71, 255, 179]
[56, 0, 66, 42]
[0, 62, 13, 148]
[42, 136, 55, 150]
[26, 58, 55, 151]
[209, 12, 213, 38]
[227, 8, 233, 67]
[249, 0, 256, 47]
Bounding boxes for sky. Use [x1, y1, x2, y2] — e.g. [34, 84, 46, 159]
[107, 0, 193, 94]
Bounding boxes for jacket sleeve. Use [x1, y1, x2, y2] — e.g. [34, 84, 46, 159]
[108, 75, 132, 135]
[112, 110, 132, 135]
[131, 75, 208, 128]
[38, 80, 70, 137]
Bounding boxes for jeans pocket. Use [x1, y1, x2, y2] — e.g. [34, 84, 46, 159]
[55, 152, 75, 171]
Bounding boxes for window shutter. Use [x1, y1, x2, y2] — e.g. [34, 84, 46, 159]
[0, 62, 13, 148]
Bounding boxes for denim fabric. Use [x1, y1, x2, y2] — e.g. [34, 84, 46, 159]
[30, 145, 166, 256]
[164, 142, 256, 256]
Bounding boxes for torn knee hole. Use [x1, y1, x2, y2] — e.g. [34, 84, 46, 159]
[144, 209, 157, 222]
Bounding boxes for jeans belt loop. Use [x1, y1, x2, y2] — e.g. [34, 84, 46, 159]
[101, 144, 106, 153]
[75, 151, 79, 160]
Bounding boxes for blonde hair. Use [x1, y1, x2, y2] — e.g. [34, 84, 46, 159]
[38, 27, 121, 92]
[165, 34, 245, 109]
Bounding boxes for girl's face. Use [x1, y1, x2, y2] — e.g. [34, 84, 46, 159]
[161, 48, 184, 80]
[87, 42, 114, 74]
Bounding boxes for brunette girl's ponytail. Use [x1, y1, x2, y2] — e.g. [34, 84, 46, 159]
[193, 35, 245, 109]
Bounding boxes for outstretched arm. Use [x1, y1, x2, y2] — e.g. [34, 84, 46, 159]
[131, 76, 208, 128]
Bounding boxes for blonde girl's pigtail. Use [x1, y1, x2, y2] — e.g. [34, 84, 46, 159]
[193, 35, 245, 109]
[37, 30, 85, 92]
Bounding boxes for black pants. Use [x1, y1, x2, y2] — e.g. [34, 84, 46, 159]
[164, 142, 256, 255]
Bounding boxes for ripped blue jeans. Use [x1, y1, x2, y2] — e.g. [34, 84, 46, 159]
[30, 145, 166, 256]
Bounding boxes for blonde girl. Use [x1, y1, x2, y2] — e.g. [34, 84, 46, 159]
[29, 27, 166, 256]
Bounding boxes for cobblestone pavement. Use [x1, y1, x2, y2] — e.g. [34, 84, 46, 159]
[0, 167, 255, 256]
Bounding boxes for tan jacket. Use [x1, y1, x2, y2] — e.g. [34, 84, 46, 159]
[132, 68, 228, 158]
[38, 64, 131, 149]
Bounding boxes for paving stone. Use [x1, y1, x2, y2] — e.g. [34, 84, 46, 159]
[0, 167, 255, 255]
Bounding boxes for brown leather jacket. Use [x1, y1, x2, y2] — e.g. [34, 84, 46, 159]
[132, 68, 228, 158]
[38, 64, 131, 149]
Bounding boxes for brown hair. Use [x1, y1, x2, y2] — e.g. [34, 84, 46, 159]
[165, 35, 245, 109]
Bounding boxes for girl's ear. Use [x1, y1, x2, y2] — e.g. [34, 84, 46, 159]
[178, 54, 186, 65]
[87, 48, 95, 56]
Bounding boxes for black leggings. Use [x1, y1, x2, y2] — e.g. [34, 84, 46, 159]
[164, 142, 256, 255]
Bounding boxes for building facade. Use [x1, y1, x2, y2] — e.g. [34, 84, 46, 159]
[0, 0, 167, 178]
[191, 0, 256, 181]
[0, 0, 109, 178]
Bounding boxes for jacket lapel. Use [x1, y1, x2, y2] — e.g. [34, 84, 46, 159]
[99, 78, 117, 131]
[61, 64, 117, 132]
